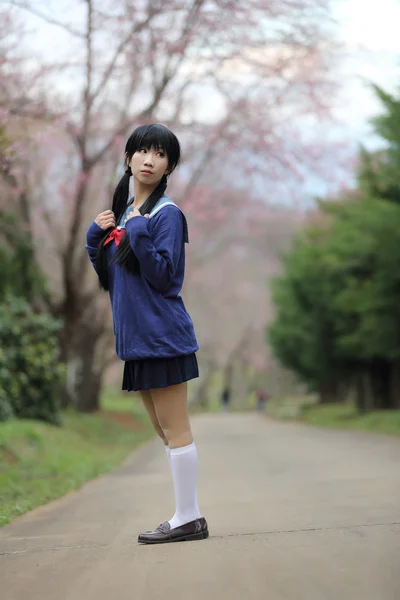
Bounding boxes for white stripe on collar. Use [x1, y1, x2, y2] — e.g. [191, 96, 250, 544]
[149, 201, 180, 219]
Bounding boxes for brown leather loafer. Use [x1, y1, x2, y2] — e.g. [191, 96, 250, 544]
[138, 517, 209, 544]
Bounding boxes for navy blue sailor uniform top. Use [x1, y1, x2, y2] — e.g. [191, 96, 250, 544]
[85, 196, 199, 360]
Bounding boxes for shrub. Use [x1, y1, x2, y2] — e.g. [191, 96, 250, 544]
[0, 296, 65, 424]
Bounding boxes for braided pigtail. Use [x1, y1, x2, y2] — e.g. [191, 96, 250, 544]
[95, 167, 132, 290]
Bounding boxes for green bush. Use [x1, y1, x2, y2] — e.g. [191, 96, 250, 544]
[0, 296, 65, 424]
[0, 212, 48, 304]
[268, 85, 400, 413]
[0, 391, 13, 422]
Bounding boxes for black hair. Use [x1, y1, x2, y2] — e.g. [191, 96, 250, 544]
[95, 124, 181, 290]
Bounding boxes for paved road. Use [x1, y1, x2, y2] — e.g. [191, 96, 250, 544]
[1, 413, 400, 600]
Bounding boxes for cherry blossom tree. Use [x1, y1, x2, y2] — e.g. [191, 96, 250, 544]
[1, 0, 341, 410]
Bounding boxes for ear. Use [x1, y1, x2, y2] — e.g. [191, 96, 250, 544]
[125, 152, 130, 167]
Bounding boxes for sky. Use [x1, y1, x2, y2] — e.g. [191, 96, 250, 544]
[331, 0, 400, 145]
[10, 0, 400, 200]
[16, 0, 400, 145]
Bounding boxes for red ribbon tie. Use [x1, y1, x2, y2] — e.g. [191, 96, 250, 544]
[104, 227, 126, 247]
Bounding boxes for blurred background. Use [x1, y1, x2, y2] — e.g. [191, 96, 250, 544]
[1, 0, 400, 524]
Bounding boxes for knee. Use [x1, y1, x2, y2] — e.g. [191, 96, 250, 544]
[153, 423, 168, 445]
[163, 426, 193, 449]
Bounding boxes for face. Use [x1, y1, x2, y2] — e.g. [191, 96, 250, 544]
[129, 146, 169, 186]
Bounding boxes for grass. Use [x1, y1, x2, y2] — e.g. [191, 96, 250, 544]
[101, 388, 142, 413]
[263, 393, 400, 438]
[0, 390, 154, 527]
[193, 370, 400, 439]
[299, 402, 400, 437]
[189, 369, 265, 414]
[266, 395, 317, 420]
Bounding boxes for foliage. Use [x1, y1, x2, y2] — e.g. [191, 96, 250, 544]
[0, 125, 63, 423]
[0, 212, 48, 303]
[0, 204, 63, 424]
[359, 85, 400, 204]
[0, 395, 154, 526]
[0, 0, 339, 412]
[300, 403, 400, 437]
[268, 84, 400, 411]
[268, 224, 340, 391]
[0, 296, 65, 424]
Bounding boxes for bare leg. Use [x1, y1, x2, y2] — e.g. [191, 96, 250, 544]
[151, 382, 201, 528]
[150, 382, 193, 449]
[139, 390, 168, 446]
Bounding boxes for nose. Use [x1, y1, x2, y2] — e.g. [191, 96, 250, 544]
[143, 152, 154, 166]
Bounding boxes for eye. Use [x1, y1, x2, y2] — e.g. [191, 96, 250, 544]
[139, 147, 147, 153]
[157, 150, 165, 157]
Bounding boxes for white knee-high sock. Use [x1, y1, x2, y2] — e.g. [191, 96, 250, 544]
[168, 442, 201, 529]
[165, 445, 171, 468]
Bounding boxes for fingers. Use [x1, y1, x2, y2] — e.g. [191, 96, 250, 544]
[125, 208, 142, 221]
[102, 220, 116, 229]
[98, 218, 115, 227]
[95, 210, 116, 230]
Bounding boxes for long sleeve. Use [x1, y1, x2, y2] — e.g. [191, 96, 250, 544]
[125, 207, 184, 292]
[85, 221, 105, 272]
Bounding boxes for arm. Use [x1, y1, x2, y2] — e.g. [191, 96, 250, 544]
[86, 221, 106, 247]
[85, 244, 98, 271]
[125, 207, 184, 292]
[85, 221, 106, 271]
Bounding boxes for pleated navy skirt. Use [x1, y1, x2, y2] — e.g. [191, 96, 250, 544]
[122, 353, 199, 392]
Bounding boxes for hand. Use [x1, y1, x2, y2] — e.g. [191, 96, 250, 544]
[95, 210, 116, 230]
[125, 207, 150, 221]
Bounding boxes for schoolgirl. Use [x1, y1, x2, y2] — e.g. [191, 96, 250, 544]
[85, 124, 208, 544]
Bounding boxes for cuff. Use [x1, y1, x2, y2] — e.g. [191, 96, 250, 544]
[125, 216, 149, 235]
[86, 221, 105, 246]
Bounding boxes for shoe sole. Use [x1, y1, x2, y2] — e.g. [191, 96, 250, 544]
[138, 530, 209, 545]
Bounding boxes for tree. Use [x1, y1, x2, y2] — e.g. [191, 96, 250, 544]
[2, 0, 339, 411]
[0, 121, 48, 303]
[268, 223, 344, 402]
[359, 85, 400, 205]
[0, 124, 64, 424]
[268, 84, 400, 411]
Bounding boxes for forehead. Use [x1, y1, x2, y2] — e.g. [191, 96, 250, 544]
[137, 132, 166, 150]
[139, 144, 164, 150]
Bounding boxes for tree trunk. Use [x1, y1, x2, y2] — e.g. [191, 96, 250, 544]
[231, 360, 254, 408]
[389, 361, 400, 409]
[355, 371, 374, 414]
[58, 311, 104, 412]
[190, 356, 218, 409]
[59, 323, 76, 409]
[57, 168, 93, 410]
[222, 361, 234, 390]
[192, 370, 212, 409]
[362, 371, 374, 412]
[367, 360, 386, 410]
[317, 379, 340, 404]
[76, 366, 103, 412]
[74, 332, 103, 412]
[355, 374, 365, 413]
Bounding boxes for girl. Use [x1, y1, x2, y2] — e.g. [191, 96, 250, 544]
[85, 124, 208, 544]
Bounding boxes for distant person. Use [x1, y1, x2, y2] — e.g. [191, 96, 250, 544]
[256, 389, 269, 412]
[85, 124, 208, 545]
[221, 386, 231, 411]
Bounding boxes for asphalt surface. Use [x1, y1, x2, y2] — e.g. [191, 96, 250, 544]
[1, 413, 400, 600]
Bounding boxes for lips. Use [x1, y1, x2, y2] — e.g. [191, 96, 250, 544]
[141, 170, 153, 175]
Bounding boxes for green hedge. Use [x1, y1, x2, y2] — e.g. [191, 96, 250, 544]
[0, 296, 65, 424]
